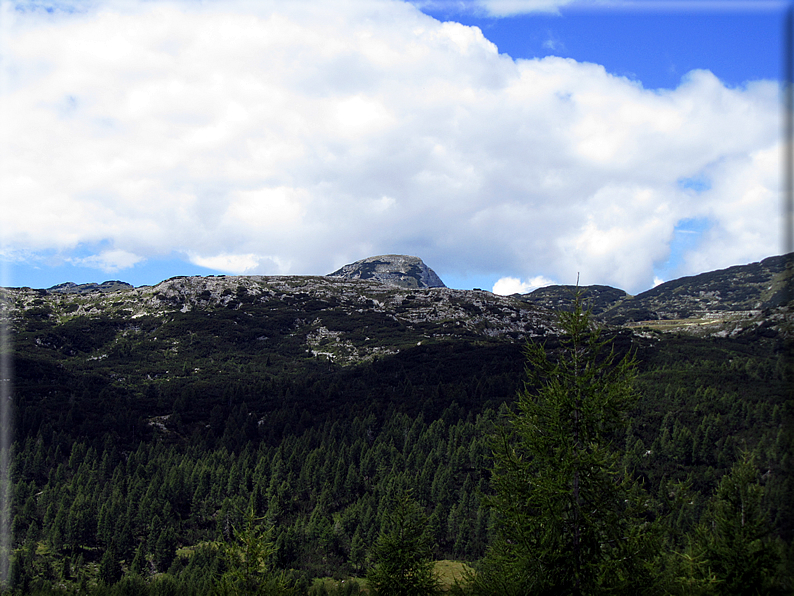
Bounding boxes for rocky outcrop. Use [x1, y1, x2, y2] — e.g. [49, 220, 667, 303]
[327, 255, 446, 289]
[47, 280, 134, 294]
[7, 272, 556, 367]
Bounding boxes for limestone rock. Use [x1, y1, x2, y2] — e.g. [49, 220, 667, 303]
[47, 280, 134, 294]
[327, 255, 446, 289]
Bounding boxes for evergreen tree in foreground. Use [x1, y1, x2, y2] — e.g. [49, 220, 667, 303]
[366, 492, 441, 596]
[468, 293, 659, 596]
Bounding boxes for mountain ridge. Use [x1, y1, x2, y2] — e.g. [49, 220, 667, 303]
[10, 252, 791, 340]
[518, 253, 792, 334]
[30, 253, 791, 310]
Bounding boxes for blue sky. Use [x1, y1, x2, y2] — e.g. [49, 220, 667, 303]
[422, 9, 781, 90]
[1, 0, 786, 294]
[420, 3, 785, 292]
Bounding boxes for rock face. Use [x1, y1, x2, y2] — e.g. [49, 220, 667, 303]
[327, 255, 446, 289]
[47, 280, 134, 294]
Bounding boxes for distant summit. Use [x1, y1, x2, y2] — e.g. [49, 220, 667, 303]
[327, 255, 446, 289]
[47, 280, 134, 294]
[519, 285, 629, 317]
[517, 253, 793, 326]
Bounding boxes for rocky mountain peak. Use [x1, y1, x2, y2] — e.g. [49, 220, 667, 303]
[327, 255, 446, 289]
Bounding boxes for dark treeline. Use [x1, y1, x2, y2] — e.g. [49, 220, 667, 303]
[5, 309, 792, 593]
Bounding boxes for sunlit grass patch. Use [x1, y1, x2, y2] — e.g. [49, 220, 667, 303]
[435, 559, 474, 591]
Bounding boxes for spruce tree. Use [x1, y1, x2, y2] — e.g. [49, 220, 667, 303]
[366, 492, 441, 596]
[472, 293, 658, 595]
[129, 542, 147, 577]
[678, 454, 785, 595]
[154, 526, 177, 572]
[217, 503, 290, 596]
[98, 541, 122, 586]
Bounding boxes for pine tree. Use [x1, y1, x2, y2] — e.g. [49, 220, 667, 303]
[154, 526, 177, 572]
[98, 540, 122, 585]
[349, 529, 366, 572]
[129, 542, 147, 577]
[366, 492, 441, 596]
[217, 503, 290, 596]
[472, 293, 658, 596]
[679, 454, 785, 595]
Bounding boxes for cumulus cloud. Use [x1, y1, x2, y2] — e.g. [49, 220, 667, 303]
[188, 253, 277, 275]
[493, 276, 556, 295]
[0, 0, 781, 293]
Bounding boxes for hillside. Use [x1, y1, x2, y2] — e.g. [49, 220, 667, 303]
[6, 253, 791, 444]
[623, 253, 794, 315]
[2, 253, 791, 593]
[520, 253, 793, 337]
[517, 284, 628, 316]
[13, 272, 554, 362]
[8, 270, 561, 449]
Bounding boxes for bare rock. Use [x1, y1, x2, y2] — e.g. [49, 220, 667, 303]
[327, 255, 446, 289]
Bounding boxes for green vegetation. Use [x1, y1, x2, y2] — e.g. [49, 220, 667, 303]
[3, 279, 791, 594]
[467, 295, 658, 595]
[366, 492, 440, 596]
[668, 454, 788, 595]
[216, 505, 291, 595]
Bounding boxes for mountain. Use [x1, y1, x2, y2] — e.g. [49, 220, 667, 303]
[519, 253, 793, 337]
[12, 273, 554, 365]
[605, 253, 793, 323]
[12, 252, 793, 343]
[7, 251, 789, 447]
[327, 254, 446, 288]
[518, 284, 629, 317]
[7, 268, 563, 454]
[4, 253, 791, 591]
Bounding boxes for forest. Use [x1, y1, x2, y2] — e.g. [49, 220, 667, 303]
[2, 281, 792, 595]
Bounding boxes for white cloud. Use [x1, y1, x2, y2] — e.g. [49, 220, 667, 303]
[493, 275, 556, 295]
[188, 253, 261, 274]
[677, 144, 781, 277]
[0, 0, 781, 293]
[69, 250, 144, 273]
[466, 0, 786, 16]
[222, 187, 309, 230]
[476, 0, 574, 16]
[542, 33, 565, 52]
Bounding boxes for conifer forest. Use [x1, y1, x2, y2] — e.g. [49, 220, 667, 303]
[1, 272, 792, 595]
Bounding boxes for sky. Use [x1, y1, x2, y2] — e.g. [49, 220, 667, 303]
[0, 0, 788, 295]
